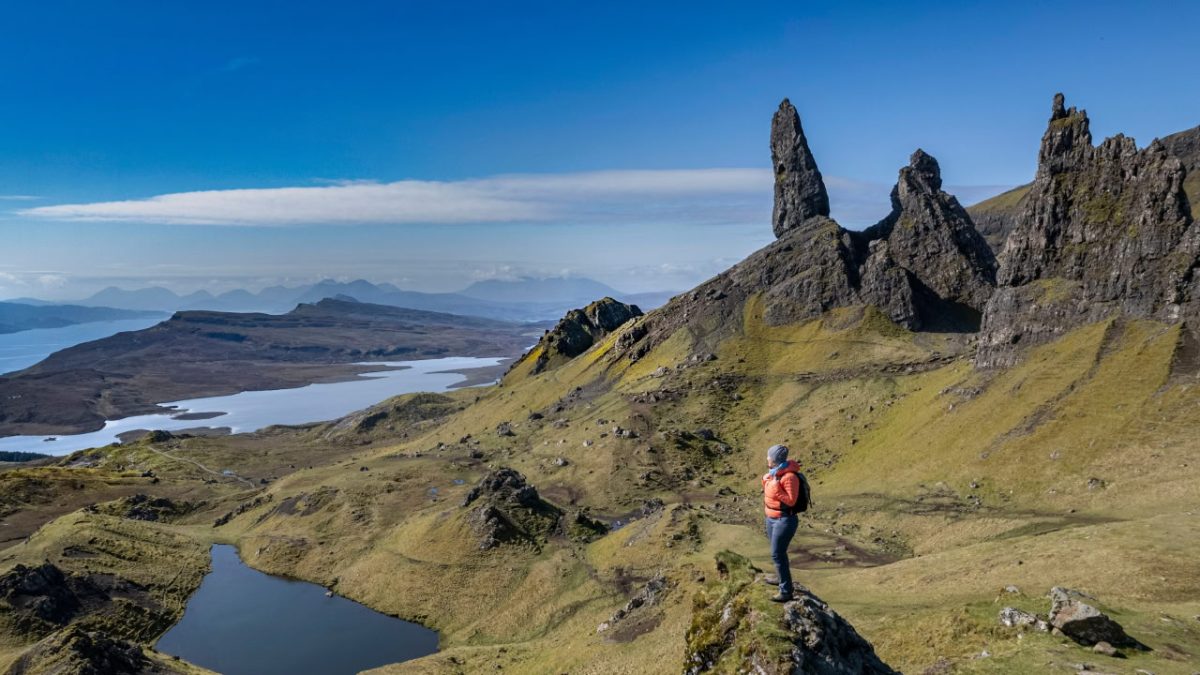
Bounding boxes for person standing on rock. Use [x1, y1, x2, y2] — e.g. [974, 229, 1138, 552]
[761, 443, 808, 602]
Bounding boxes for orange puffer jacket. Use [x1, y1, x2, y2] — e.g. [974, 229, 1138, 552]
[761, 460, 801, 518]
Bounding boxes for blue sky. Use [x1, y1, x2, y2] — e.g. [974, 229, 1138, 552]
[2, 1, 1198, 299]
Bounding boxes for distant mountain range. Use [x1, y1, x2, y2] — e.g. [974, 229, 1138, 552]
[0, 301, 164, 335]
[5, 277, 677, 322]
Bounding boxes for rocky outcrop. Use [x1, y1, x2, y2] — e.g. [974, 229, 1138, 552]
[4, 625, 193, 675]
[684, 551, 896, 674]
[969, 125, 1198, 252]
[101, 494, 191, 522]
[772, 99, 831, 237]
[460, 468, 562, 549]
[321, 392, 460, 441]
[976, 94, 1200, 367]
[514, 297, 643, 376]
[0, 564, 100, 631]
[864, 150, 997, 311]
[597, 573, 669, 636]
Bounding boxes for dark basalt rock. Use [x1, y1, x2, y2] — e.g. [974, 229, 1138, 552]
[461, 467, 542, 509]
[1048, 587, 1139, 648]
[4, 626, 164, 675]
[0, 564, 101, 627]
[976, 93, 1200, 368]
[685, 551, 896, 674]
[514, 297, 643, 375]
[110, 494, 190, 522]
[781, 592, 899, 674]
[619, 102, 997, 361]
[862, 149, 997, 315]
[772, 98, 831, 237]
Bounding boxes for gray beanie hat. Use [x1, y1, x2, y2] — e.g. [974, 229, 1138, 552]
[767, 444, 789, 465]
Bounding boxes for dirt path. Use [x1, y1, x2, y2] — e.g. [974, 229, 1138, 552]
[144, 445, 257, 488]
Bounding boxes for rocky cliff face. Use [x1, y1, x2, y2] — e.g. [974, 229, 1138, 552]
[859, 149, 997, 326]
[1161, 124, 1200, 220]
[976, 94, 1200, 367]
[968, 122, 1199, 259]
[772, 99, 832, 237]
[621, 105, 997, 361]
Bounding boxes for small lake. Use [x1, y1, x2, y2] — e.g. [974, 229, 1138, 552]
[0, 317, 165, 375]
[0, 355, 504, 456]
[156, 545, 437, 674]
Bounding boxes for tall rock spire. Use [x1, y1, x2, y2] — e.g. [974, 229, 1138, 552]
[771, 98, 830, 237]
[863, 149, 997, 316]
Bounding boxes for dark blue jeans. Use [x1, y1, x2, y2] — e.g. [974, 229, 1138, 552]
[765, 515, 798, 596]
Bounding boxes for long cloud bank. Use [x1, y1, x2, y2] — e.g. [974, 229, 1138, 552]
[19, 169, 1008, 229]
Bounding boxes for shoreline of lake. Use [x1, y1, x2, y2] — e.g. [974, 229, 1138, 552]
[0, 356, 510, 456]
[156, 544, 438, 674]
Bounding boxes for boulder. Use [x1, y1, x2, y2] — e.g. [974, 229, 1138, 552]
[781, 593, 900, 674]
[998, 606, 1049, 631]
[1048, 587, 1135, 647]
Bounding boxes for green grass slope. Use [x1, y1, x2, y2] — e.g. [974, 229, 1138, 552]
[0, 302, 1197, 673]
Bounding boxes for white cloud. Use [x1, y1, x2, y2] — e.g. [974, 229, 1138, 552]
[0, 194, 39, 201]
[18, 169, 1013, 230]
[20, 170, 772, 227]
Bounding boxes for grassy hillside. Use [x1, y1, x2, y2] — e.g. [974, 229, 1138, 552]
[0, 301, 1197, 673]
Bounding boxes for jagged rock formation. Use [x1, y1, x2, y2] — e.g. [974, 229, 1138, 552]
[100, 494, 192, 522]
[511, 297, 643, 376]
[0, 563, 175, 644]
[1161, 124, 1200, 219]
[4, 625, 193, 675]
[859, 149, 997, 326]
[968, 125, 1199, 251]
[0, 564, 97, 629]
[684, 552, 896, 674]
[772, 99, 831, 236]
[976, 94, 1200, 367]
[865, 149, 997, 309]
[621, 115, 997, 361]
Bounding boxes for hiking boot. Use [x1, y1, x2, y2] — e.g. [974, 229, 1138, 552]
[770, 592, 793, 603]
[761, 576, 780, 586]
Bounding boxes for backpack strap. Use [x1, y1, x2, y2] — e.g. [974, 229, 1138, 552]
[773, 471, 795, 516]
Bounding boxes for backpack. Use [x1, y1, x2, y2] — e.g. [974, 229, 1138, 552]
[775, 470, 811, 515]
